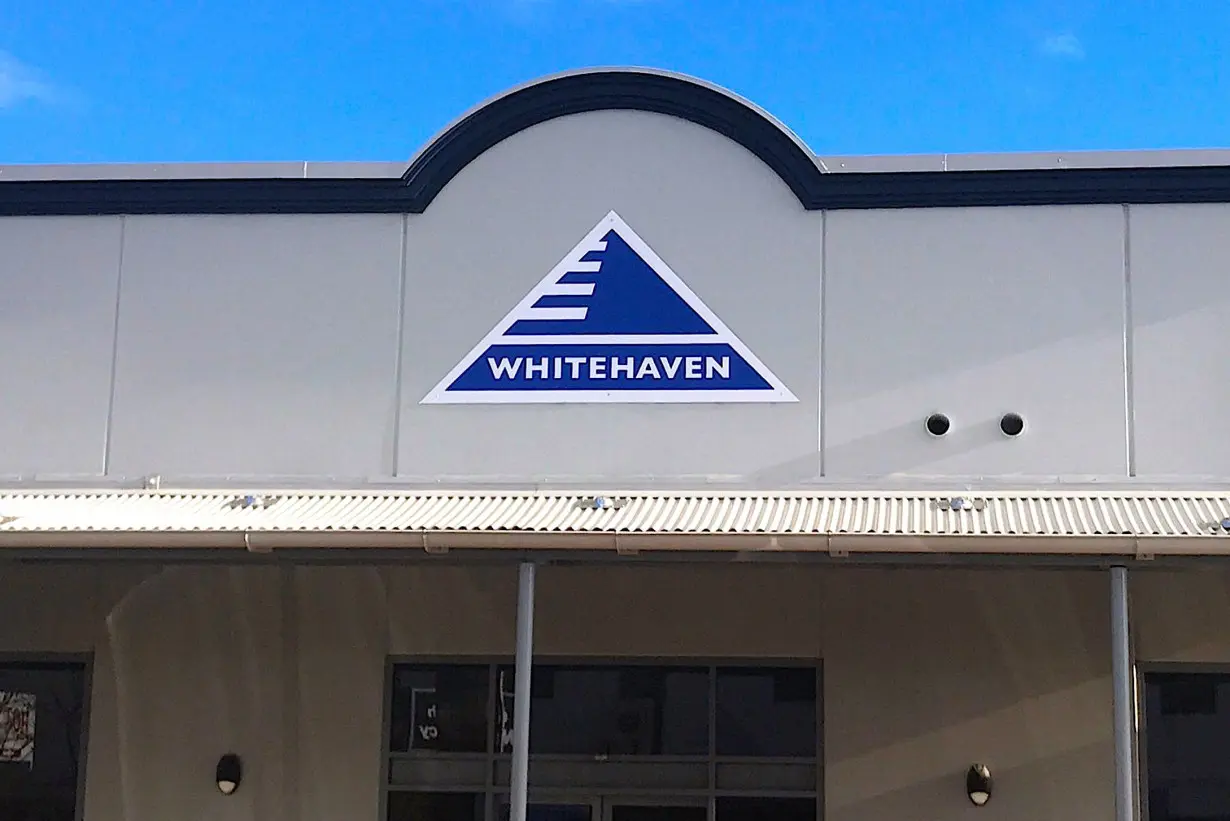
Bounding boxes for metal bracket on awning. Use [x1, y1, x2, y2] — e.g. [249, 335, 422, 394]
[422, 532, 449, 554]
[578, 496, 626, 511]
[226, 494, 281, 511]
[243, 532, 271, 554]
[936, 496, 988, 512]
[614, 535, 638, 556]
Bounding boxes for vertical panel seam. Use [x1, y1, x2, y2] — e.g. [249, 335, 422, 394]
[390, 215, 409, 477]
[818, 210, 827, 477]
[101, 216, 127, 475]
[1122, 205, 1136, 477]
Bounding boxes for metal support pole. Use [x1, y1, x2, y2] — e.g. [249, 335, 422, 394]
[509, 561, 536, 821]
[1111, 565, 1135, 821]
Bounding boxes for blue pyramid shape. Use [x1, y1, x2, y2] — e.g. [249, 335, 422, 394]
[504, 229, 718, 337]
[421, 210, 798, 404]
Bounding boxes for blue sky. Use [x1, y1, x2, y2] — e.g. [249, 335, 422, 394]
[1, 0, 1228, 164]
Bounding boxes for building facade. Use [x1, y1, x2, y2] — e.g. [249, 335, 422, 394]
[3, 67, 1230, 821]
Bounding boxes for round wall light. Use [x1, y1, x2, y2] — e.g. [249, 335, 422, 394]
[999, 413, 1026, 438]
[966, 763, 992, 806]
[216, 754, 242, 796]
[925, 413, 951, 437]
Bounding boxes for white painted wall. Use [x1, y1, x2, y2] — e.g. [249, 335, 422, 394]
[16, 563, 1222, 821]
[823, 204, 1128, 479]
[0, 217, 122, 479]
[1130, 203, 1230, 479]
[107, 214, 404, 479]
[2, 115, 1228, 485]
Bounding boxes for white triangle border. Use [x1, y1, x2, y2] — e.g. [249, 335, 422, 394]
[421, 210, 797, 404]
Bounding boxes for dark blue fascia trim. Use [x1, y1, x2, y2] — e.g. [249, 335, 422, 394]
[8, 166, 1230, 217]
[400, 70, 825, 211]
[0, 178, 412, 217]
[5, 64, 1230, 216]
[804, 164, 1230, 209]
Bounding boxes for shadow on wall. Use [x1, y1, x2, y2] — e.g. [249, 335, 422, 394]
[102, 566, 287, 821]
[69, 563, 1128, 821]
[95, 565, 391, 821]
[1134, 569, 1230, 661]
[382, 566, 519, 656]
[823, 570, 1109, 753]
[747, 417, 1010, 487]
[828, 740, 1110, 821]
[532, 564, 824, 658]
[821, 569, 1113, 821]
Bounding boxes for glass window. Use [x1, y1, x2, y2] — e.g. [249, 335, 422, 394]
[389, 665, 489, 754]
[1145, 672, 1230, 821]
[386, 790, 483, 821]
[496, 665, 709, 756]
[716, 797, 817, 821]
[610, 804, 707, 821]
[0, 661, 88, 821]
[715, 667, 817, 758]
[1159, 674, 1217, 715]
[496, 800, 595, 821]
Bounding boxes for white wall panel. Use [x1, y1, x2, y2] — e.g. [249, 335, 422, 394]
[824, 205, 1128, 478]
[0, 217, 121, 477]
[398, 110, 822, 484]
[1131, 204, 1230, 477]
[107, 215, 403, 479]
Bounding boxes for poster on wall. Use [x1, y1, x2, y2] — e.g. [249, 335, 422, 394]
[421, 210, 796, 405]
[0, 692, 35, 766]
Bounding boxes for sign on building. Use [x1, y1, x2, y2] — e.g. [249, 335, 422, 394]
[0, 692, 35, 766]
[422, 211, 795, 404]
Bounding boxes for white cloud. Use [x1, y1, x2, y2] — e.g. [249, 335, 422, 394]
[0, 52, 56, 109]
[1040, 32, 1085, 59]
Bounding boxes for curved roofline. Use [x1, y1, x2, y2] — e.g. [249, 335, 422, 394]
[399, 67, 826, 211]
[6, 67, 1230, 215]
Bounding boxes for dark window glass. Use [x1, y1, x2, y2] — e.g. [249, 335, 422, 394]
[1160, 674, 1218, 715]
[716, 797, 817, 821]
[0, 662, 88, 821]
[716, 667, 817, 758]
[389, 665, 489, 753]
[1146, 673, 1230, 821]
[387, 790, 482, 821]
[497, 801, 595, 821]
[611, 805, 707, 821]
[496, 665, 709, 756]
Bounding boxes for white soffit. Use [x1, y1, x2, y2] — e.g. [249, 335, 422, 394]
[1, 489, 1230, 555]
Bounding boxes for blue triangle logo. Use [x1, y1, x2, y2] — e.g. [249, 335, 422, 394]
[422, 211, 796, 404]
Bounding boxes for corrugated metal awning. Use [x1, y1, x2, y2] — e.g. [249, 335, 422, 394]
[2, 488, 1230, 557]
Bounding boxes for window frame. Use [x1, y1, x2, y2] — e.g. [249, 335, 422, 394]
[0, 652, 94, 821]
[1136, 661, 1230, 821]
[379, 656, 823, 821]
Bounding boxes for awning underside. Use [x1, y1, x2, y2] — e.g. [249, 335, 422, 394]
[2, 489, 1230, 556]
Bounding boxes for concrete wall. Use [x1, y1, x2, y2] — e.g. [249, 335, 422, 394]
[5, 111, 1229, 486]
[14, 562, 1218, 821]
